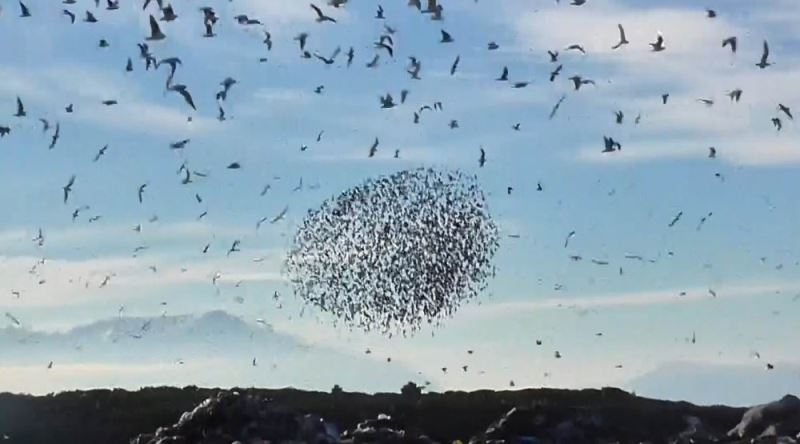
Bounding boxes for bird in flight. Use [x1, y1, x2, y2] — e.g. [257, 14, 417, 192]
[368, 137, 379, 157]
[727, 89, 742, 102]
[440, 29, 453, 43]
[146, 14, 166, 40]
[271, 206, 289, 223]
[611, 24, 629, 49]
[565, 44, 586, 54]
[310, 3, 336, 22]
[63, 175, 76, 204]
[63, 9, 75, 23]
[19, 1, 31, 17]
[478, 146, 486, 167]
[722, 36, 737, 53]
[49, 123, 60, 149]
[649, 33, 666, 51]
[14, 97, 26, 117]
[138, 184, 147, 203]
[227, 240, 241, 256]
[168, 84, 196, 110]
[497, 66, 509, 81]
[756, 40, 771, 68]
[778, 104, 793, 120]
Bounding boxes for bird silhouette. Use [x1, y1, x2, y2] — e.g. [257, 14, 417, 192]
[311, 3, 336, 22]
[146, 14, 165, 40]
[756, 40, 771, 68]
[611, 24, 629, 49]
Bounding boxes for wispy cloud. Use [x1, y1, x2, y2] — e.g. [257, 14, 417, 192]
[459, 281, 799, 321]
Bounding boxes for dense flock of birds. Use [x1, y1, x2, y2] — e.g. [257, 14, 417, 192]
[0, 0, 795, 379]
[286, 168, 498, 336]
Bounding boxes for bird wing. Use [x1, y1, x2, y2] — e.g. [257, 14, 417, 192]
[618, 24, 626, 40]
[178, 89, 196, 110]
[310, 3, 324, 18]
[149, 14, 162, 36]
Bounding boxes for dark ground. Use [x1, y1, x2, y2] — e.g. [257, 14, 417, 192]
[0, 385, 752, 443]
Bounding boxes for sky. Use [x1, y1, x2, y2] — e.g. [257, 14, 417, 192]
[0, 0, 799, 406]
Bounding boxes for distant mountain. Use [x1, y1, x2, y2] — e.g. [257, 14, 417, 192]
[626, 360, 800, 407]
[0, 311, 424, 395]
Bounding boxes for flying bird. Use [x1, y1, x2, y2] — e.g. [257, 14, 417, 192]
[310, 3, 336, 22]
[368, 137, 379, 157]
[63, 175, 76, 204]
[84, 10, 97, 22]
[564, 230, 576, 248]
[611, 24, 629, 49]
[93, 145, 108, 162]
[565, 44, 586, 54]
[63, 9, 75, 23]
[227, 240, 241, 256]
[14, 97, 25, 117]
[497, 66, 509, 81]
[650, 33, 666, 51]
[48, 123, 60, 149]
[478, 146, 486, 167]
[778, 104, 793, 120]
[161, 4, 177, 21]
[146, 14, 166, 40]
[19, 1, 31, 17]
[727, 89, 742, 102]
[548, 50, 559, 62]
[668, 211, 683, 227]
[772, 117, 782, 131]
[271, 206, 289, 223]
[440, 29, 453, 43]
[708, 147, 716, 158]
[450, 55, 460, 75]
[722, 36, 737, 53]
[138, 184, 147, 203]
[167, 84, 196, 110]
[756, 40, 771, 68]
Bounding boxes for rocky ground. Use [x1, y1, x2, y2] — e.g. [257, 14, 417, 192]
[0, 386, 798, 443]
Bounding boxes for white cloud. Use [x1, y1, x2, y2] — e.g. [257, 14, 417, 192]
[459, 281, 799, 321]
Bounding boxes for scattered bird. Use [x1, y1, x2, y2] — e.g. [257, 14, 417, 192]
[778, 104, 793, 120]
[19, 1, 31, 18]
[565, 44, 585, 54]
[479, 146, 486, 167]
[14, 97, 26, 117]
[727, 89, 742, 102]
[48, 123, 60, 149]
[368, 137, 379, 157]
[708, 147, 716, 159]
[497, 66, 509, 81]
[772, 117, 782, 131]
[146, 14, 165, 40]
[440, 29, 453, 43]
[310, 3, 336, 23]
[650, 33, 666, 52]
[722, 36, 737, 53]
[756, 40, 771, 68]
[63, 175, 76, 204]
[611, 24, 629, 49]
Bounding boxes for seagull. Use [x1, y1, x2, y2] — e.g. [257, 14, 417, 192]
[488, 41, 499, 50]
[295, 33, 309, 51]
[708, 147, 716, 158]
[602, 136, 621, 152]
[668, 211, 683, 227]
[662, 94, 670, 104]
[548, 94, 566, 120]
[167, 84, 196, 110]
[14, 97, 26, 117]
[216, 77, 237, 101]
[548, 50, 559, 62]
[497, 66, 509, 81]
[19, 1, 31, 17]
[450, 55, 460, 75]
[38, 118, 51, 133]
[368, 137, 379, 157]
[310, 3, 336, 22]
[375, 4, 384, 19]
[727, 89, 742, 102]
[49, 123, 60, 149]
[706, 9, 716, 18]
[565, 44, 586, 54]
[380, 93, 396, 109]
[440, 29, 453, 43]
[611, 24, 629, 49]
[84, 10, 98, 22]
[146, 14, 166, 40]
[263, 31, 273, 50]
[478, 146, 486, 167]
[0, 126, 9, 137]
[650, 33, 666, 52]
[569, 75, 595, 90]
[126, 58, 133, 72]
[101, 100, 118, 106]
[772, 117, 782, 131]
[778, 104, 793, 120]
[170, 139, 190, 149]
[549, 64, 563, 82]
[614, 110, 624, 124]
[234, 14, 261, 25]
[138, 184, 147, 203]
[63, 9, 75, 23]
[63, 175, 76, 204]
[722, 36, 737, 53]
[227, 240, 241, 256]
[756, 40, 771, 68]
[93, 144, 108, 162]
[227, 162, 241, 169]
[271, 206, 289, 223]
[161, 4, 177, 21]
[157, 57, 182, 85]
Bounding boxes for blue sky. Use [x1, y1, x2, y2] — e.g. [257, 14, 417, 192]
[0, 0, 799, 405]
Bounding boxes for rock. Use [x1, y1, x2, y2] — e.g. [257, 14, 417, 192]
[340, 413, 436, 444]
[130, 391, 338, 444]
[728, 395, 800, 440]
